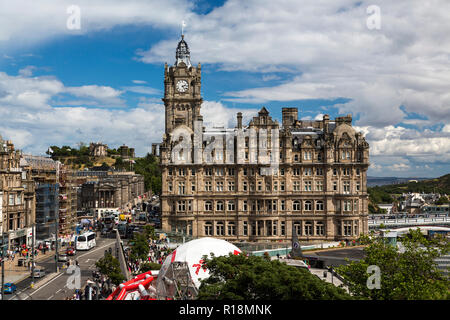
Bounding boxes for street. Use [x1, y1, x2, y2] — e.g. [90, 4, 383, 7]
[5, 237, 116, 300]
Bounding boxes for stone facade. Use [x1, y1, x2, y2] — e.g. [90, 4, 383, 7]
[159, 36, 370, 242]
[78, 171, 145, 213]
[89, 142, 108, 157]
[118, 145, 135, 159]
[0, 137, 32, 248]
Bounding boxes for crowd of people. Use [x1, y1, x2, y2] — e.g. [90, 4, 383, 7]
[0, 243, 52, 268]
[125, 238, 174, 275]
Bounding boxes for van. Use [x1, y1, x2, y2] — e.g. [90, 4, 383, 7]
[33, 267, 46, 278]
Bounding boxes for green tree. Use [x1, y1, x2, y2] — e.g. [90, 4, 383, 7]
[134, 153, 162, 195]
[139, 262, 162, 272]
[130, 232, 150, 261]
[197, 253, 351, 300]
[95, 252, 125, 285]
[143, 225, 156, 240]
[114, 157, 126, 170]
[436, 196, 449, 205]
[337, 229, 450, 300]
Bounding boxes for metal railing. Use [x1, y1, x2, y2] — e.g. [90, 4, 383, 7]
[369, 217, 450, 227]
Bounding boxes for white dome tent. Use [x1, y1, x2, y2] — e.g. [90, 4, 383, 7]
[155, 237, 241, 300]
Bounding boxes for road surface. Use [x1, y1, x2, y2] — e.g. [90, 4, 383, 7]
[5, 236, 115, 300]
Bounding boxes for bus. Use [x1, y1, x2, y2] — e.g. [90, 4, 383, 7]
[76, 231, 96, 251]
[102, 215, 115, 231]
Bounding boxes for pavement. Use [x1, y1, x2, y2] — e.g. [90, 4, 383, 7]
[2, 249, 60, 284]
[309, 267, 348, 292]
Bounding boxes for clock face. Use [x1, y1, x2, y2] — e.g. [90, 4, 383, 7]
[176, 80, 189, 93]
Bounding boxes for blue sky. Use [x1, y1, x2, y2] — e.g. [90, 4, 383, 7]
[0, 0, 449, 178]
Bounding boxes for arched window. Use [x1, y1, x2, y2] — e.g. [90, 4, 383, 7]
[227, 222, 236, 236]
[304, 200, 312, 211]
[304, 221, 313, 236]
[316, 221, 324, 236]
[205, 201, 212, 211]
[293, 200, 301, 211]
[316, 200, 324, 211]
[293, 221, 301, 236]
[204, 221, 212, 236]
[216, 221, 224, 236]
[216, 201, 224, 211]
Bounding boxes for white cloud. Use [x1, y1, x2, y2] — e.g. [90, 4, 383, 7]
[0, 69, 257, 156]
[138, 0, 450, 129]
[390, 163, 410, 171]
[0, 0, 194, 48]
[0, 71, 64, 110]
[132, 80, 147, 84]
[1, 0, 449, 176]
[123, 86, 161, 96]
[18, 66, 37, 77]
[370, 163, 383, 171]
[65, 85, 125, 106]
[199, 101, 259, 129]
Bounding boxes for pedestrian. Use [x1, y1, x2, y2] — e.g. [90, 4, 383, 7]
[84, 285, 90, 300]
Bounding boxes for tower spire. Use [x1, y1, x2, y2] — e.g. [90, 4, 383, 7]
[175, 29, 191, 68]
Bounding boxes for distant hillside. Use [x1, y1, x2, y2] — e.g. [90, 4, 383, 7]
[367, 174, 450, 213]
[367, 176, 431, 187]
[369, 174, 450, 195]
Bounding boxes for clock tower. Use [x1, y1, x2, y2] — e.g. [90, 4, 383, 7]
[162, 35, 202, 134]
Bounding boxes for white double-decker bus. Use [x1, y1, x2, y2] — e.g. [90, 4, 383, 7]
[76, 231, 96, 251]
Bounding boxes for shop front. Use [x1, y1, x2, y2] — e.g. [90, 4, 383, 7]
[8, 227, 32, 249]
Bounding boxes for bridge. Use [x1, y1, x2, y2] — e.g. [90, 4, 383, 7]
[368, 216, 450, 229]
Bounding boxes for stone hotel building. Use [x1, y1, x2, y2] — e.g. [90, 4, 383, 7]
[159, 36, 370, 242]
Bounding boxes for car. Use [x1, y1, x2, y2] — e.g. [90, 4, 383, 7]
[3, 283, 17, 294]
[138, 214, 147, 222]
[66, 247, 76, 256]
[58, 254, 68, 262]
[33, 267, 46, 278]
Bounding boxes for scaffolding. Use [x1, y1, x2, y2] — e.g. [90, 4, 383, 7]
[156, 260, 198, 300]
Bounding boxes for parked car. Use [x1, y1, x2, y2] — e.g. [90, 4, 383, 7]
[138, 213, 147, 222]
[66, 247, 76, 256]
[33, 267, 46, 278]
[3, 283, 17, 294]
[58, 254, 68, 262]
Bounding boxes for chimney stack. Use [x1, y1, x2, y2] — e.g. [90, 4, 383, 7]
[282, 107, 298, 128]
[237, 112, 242, 129]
